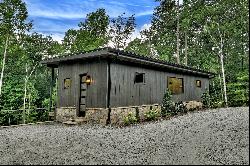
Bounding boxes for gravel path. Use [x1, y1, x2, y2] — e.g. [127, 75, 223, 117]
[0, 107, 249, 165]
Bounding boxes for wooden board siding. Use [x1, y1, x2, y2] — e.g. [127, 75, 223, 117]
[57, 60, 107, 109]
[57, 58, 209, 109]
[109, 62, 209, 107]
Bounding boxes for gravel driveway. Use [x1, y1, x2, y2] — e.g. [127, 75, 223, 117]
[0, 107, 249, 165]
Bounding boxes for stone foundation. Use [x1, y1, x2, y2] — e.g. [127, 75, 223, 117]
[85, 108, 109, 125]
[55, 104, 161, 125]
[56, 107, 77, 122]
[110, 107, 137, 125]
[56, 102, 203, 125]
[110, 104, 161, 125]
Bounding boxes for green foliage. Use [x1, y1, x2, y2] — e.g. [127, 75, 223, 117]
[123, 112, 137, 126]
[227, 71, 249, 107]
[42, 86, 57, 109]
[125, 38, 151, 56]
[0, 109, 49, 126]
[0, 110, 22, 125]
[161, 89, 174, 117]
[208, 76, 225, 108]
[202, 89, 211, 108]
[63, 8, 109, 53]
[144, 109, 160, 121]
[161, 89, 188, 116]
[1, 79, 24, 109]
[26, 109, 49, 123]
[0, 0, 32, 35]
[174, 101, 188, 114]
[109, 13, 136, 49]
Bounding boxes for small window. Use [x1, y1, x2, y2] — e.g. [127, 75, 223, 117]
[196, 80, 201, 87]
[64, 78, 71, 89]
[167, 77, 184, 94]
[134, 73, 145, 83]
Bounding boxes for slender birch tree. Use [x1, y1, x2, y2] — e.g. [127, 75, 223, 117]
[0, 0, 32, 95]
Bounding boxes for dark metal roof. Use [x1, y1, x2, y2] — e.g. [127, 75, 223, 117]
[41, 47, 215, 78]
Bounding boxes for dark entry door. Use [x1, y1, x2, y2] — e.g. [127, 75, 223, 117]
[79, 74, 87, 117]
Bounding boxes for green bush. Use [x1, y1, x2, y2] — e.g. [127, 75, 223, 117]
[123, 112, 138, 126]
[174, 101, 188, 114]
[161, 89, 175, 117]
[202, 89, 211, 108]
[0, 109, 49, 126]
[144, 109, 160, 121]
[26, 109, 49, 123]
[227, 73, 249, 107]
[0, 111, 22, 126]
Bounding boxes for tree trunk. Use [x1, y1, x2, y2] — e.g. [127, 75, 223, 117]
[0, 36, 9, 96]
[176, 0, 180, 64]
[23, 78, 27, 123]
[28, 93, 31, 110]
[184, 31, 188, 65]
[28, 93, 31, 117]
[219, 37, 228, 107]
[218, 73, 224, 101]
[23, 63, 28, 124]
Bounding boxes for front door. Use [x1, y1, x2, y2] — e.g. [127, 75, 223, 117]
[79, 74, 87, 117]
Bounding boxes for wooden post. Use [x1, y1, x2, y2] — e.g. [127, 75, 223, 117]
[49, 67, 55, 113]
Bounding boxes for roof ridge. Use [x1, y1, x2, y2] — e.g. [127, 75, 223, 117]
[41, 47, 215, 76]
[106, 48, 214, 75]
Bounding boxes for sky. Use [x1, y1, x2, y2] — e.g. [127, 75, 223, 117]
[23, 0, 161, 43]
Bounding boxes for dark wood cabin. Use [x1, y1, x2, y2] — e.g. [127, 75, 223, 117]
[41, 47, 214, 116]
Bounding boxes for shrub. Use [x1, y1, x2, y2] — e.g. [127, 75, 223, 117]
[161, 89, 174, 117]
[174, 101, 188, 114]
[202, 89, 211, 108]
[0, 109, 49, 126]
[144, 109, 160, 121]
[227, 73, 249, 107]
[123, 112, 137, 126]
[0, 110, 22, 126]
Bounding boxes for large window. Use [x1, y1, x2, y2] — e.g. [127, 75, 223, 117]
[134, 73, 145, 83]
[167, 77, 184, 94]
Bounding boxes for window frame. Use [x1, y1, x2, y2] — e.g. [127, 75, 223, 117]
[167, 76, 184, 94]
[64, 78, 71, 89]
[196, 80, 201, 88]
[178, 78, 184, 93]
[134, 72, 145, 84]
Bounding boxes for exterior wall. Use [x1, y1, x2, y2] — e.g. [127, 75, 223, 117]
[109, 62, 209, 107]
[57, 60, 108, 110]
[56, 58, 209, 110]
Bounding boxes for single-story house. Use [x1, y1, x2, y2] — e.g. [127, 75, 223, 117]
[41, 47, 214, 123]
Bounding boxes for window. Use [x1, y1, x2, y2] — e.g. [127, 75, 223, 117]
[196, 80, 201, 87]
[167, 77, 184, 94]
[64, 78, 71, 89]
[134, 73, 145, 83]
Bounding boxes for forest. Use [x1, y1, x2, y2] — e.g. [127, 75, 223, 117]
[0, 0, 249, 119]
